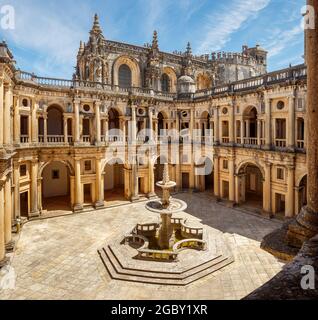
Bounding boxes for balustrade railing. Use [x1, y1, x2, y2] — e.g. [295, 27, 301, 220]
[16, 64, 307, 101]
[20, 135, 29, 143]
[243, 137, 258, 145]
[82, 135, 91, 143]
[47, 135, 65, 143]
[297, 140, 305, 149]
[275, 139, 287, 148]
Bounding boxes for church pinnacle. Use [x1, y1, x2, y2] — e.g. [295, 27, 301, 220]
[90, 13, 103, 35]
[152, 30, 159, 50]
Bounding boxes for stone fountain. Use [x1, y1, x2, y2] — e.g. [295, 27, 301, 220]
[98, 163, 234, 285]
[145, 163, 187, 250]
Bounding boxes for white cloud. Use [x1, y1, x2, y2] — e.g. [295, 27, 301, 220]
[196, 0, 271, 53]
[266, 25, 303, 58]
[2, 0, 91, 77]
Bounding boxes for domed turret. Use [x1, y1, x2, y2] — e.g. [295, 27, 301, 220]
[177, 75, 196, 94]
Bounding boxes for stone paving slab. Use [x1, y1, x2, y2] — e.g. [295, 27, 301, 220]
[0, 193, 284, 300]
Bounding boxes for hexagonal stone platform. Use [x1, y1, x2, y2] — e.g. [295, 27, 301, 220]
[98, 228, 234, 286]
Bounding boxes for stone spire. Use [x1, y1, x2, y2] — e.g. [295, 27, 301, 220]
[91, 13, 102, 35]
[186, 42, 192, 56]
[152, 30, 159, 50]
[78, 41, 84, 55]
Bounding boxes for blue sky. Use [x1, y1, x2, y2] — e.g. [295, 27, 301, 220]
[0, 0, 305, 79]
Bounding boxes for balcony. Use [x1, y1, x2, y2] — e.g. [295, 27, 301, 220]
[20, 135, 29, 144]
[243, 138, 258, 145]
[297, 140, 305, 150]
[275, 139, 287, 148]
[222, 137, 230, 144]
[47, 135, 65, 144]
[82, 135, 91, 143]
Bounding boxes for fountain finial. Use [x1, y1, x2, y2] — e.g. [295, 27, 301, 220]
[162, 163, 170, 184]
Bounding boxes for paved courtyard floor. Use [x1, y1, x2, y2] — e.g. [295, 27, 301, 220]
[0, 192, 284, 300]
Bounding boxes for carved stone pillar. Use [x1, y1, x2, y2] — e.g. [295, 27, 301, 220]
[265, 97, 272, 149]
[63, 116, 68, 144]
[31, 99, 38, 144]
[95, 158, 104, 208]
[74, 100, 80, 143]
[43, 115, 48, 143]
[4, 176, 13, 251]
[214, 107, 220, 144]
[4, 84, 12, 145]
[0, 183, 6, 266]
[13, 163, 20, 221]
[0, 79, 4, 146]
[30, 161, 39, 217]
[95, 101, 101, 145]
[287, 95, 296, 150]
[257, 119, 261, 145]
[286, 165, 295, 218]
[228, 156, 235, 202]
[263, 162, 272, 214]
[213, 155, 220, 198]
[286, 0, 318, 248]
[13, 96, 20, 145]
[74, 159, 83, 211]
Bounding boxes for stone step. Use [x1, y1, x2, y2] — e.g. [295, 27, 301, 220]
[106, 245, 228, 280]
[98, 246, 234, 286]
[108, 243, 229, 276]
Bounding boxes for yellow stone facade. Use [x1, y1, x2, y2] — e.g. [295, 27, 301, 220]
[0, 15, 308, 265]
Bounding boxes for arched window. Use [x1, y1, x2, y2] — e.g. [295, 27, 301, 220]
[118, 64, 132, 88]
[161, 74, 170, 92]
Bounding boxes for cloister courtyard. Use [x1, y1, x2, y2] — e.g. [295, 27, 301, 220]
[0, 192, 284, 300]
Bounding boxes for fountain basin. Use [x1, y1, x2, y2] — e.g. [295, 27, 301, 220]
[145, 198, 187, 214]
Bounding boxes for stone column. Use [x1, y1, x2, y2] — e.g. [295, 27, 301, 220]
[63, 116, 68, 143]
[263, 162, 272, 214]
[4, 84, 12, 145]
[286, 165, 295, 218]
[213, 155, 220, 198]
[130, 106, 139, 201]
[4, 176, 13, 251]
[257, 119, 262, 146]
[30, 161, 39, 217]
[74, 159, 83, 211]
[74, 100, 80, 143]
[214, 107, 220, 144]
[228, 156, 235, 202]
[148, 107, 154, 142]
[148, 157, 156, 198]
[287, 0, 318, 247]
[265, 97, 272, 149]
[240, 119, 245, 144]
[245, 120, 250, 139]
[31, 100, 38, 144]
[0, 183, 6, 266]
[95, 101, 101, 145]
[287, 94, 296, 150]
[43, 115, 48, 143]
[0, 79, 4, 146]
[95, 158, 104, 208]
[229, 102, 235, 144]
[13, 96, 20, 145]
[104, 117, 109, 142]
[13, 163, 20, 221]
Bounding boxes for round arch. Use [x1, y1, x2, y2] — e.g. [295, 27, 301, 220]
[40, 160, 73, 212]
[196, 73, 212, 91]
[162, 67, 177, 93]
[112, 55, 141, 88]
[237, 160, 265, 178]
[39, 159, 74, 177]
[242, 105, 259, 116]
